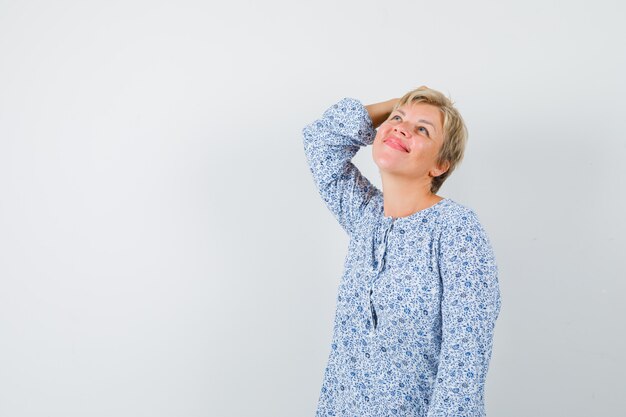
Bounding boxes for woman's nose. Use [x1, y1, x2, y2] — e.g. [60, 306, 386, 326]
[393, 123, 409, 136]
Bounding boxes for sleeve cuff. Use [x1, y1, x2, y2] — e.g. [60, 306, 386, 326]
[321, 97, 377, 146]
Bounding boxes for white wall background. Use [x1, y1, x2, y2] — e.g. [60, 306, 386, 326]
[1, 1, 624, 416]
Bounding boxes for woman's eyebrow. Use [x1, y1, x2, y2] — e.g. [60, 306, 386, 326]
[396, 109, 437, 134]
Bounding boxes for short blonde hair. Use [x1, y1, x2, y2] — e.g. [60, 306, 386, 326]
[393, 86, 468, 194]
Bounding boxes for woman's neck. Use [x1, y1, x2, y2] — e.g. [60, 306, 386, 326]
[381, 176, 442, 219]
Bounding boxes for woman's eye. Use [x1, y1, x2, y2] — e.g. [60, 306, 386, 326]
[391, 115, 401, 121]
[418, 126, 430, 137]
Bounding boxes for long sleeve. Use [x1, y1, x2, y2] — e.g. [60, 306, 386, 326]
[427, 211, 502, 417]
[302, 97, 380, 236]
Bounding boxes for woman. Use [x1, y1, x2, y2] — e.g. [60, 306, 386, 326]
[302, 86, 502, 416]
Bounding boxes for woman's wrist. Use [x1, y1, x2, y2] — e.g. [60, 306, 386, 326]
[365, 98, 400, 129]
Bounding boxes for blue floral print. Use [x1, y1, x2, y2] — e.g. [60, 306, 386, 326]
[302, 98, 502, 417]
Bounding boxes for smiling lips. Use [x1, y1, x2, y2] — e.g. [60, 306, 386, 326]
[384, 136, 409, 153]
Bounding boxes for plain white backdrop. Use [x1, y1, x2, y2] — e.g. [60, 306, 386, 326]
[1, 0, 624, 416]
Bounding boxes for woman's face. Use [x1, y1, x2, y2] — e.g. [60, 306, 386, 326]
[371, 102, 449, 183]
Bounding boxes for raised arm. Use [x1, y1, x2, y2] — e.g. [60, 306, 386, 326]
[302, 97, 396, 236]
[427, 211, 502, 417]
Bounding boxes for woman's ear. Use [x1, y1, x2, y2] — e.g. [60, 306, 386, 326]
[430, 160, 450, 178]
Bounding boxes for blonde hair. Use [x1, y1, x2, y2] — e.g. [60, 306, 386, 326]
[393, 86, 468, 194]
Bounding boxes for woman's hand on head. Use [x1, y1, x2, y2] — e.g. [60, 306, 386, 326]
[365, 98, 400, 129]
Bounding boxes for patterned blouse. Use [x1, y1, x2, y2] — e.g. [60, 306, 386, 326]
[302, 98, 502, 417]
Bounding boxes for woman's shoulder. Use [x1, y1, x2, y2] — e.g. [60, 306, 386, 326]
[437, 198, 487, 234]
[436, 198, 496, 252]
[440, 198, 479, 221]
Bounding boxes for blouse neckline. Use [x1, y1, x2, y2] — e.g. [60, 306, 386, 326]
[380, 197, 450, 223]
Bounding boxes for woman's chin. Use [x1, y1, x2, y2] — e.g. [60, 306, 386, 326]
[374, 160, 408, 177]
[373, 152, 404, 170]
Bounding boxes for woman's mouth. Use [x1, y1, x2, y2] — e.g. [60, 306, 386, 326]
[384, 137, 409, 152]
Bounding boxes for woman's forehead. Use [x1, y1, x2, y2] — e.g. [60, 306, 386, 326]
[396, 102, 443, 128]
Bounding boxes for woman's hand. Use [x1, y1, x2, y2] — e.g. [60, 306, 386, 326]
[365, 98, 400, 129]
